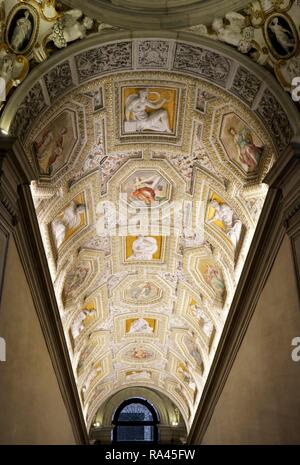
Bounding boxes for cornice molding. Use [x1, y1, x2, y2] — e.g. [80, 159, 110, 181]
[1, 33, 299, 139]
[62, 0, 250, 30]
[188, 139, 300, 444]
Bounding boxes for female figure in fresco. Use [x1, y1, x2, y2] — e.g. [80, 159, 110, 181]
[229, 127, 263, 172]
[11, 11, 32, 52]
[35, 127, 68, 174]
[204, 264, 225, 299]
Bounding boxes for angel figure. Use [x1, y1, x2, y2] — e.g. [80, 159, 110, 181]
[186, 12, 252, 53]
[124, 89, 171, 133]
[214, 12, 254, 52]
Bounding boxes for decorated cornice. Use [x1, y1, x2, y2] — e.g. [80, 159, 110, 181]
[0, 1, 299, 122]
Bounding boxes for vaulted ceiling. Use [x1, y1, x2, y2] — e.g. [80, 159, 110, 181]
[1, 0, 299, 434]
[20, 50, 278, 430]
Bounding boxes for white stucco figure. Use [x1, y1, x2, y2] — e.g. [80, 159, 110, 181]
[128, 235, 158, 260]
[126, 371, 151, 381]
[178, 365, 196, 391]
[125, 89, 171, 133]
[209, 199, 242, 249]
[11, 10, 32, 52]
[190, 345, 203, 369]
[286, 57, 300, 81]
[187, 12, 253, 53]
[50, 9, 93, 48]
[0, 50, 20, 92]
[269, 17, 295, 53]
[52, 201, 85, 249]
[212, 12, 246, 47]
[188, 24, 216, 38]
[191, 305, 214, 338]
[82, 365, 102, 393]
[128, 318, 154, 334]
[71, 309, 96, 339]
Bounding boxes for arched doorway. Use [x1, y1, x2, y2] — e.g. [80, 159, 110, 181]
[112, 398, 159, 444]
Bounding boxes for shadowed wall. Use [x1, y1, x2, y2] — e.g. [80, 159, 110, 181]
[202, 236, 300, 445]
[0, 238, 76, 445]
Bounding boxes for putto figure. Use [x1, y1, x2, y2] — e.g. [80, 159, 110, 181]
[124, 89, 171, 133]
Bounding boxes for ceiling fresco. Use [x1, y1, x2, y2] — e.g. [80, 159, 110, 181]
[0, 0, 298, 439]
[16, 61, 280, 430]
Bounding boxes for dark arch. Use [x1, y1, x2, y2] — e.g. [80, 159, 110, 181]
[112, 397, 160, 444]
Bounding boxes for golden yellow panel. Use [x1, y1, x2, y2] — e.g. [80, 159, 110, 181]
[125, 318, 156, 334]
[125, 235, 163, 261]
[207, 193, 226, 231]
[85, 300, 96, 312]
[122, 86, 177, 134]
[64, 194, 86, 242]
[83, 300, 97, 327]
[52, 193, 86, 252]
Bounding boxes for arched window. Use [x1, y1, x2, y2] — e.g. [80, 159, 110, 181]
[112, 398, 159, 443]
